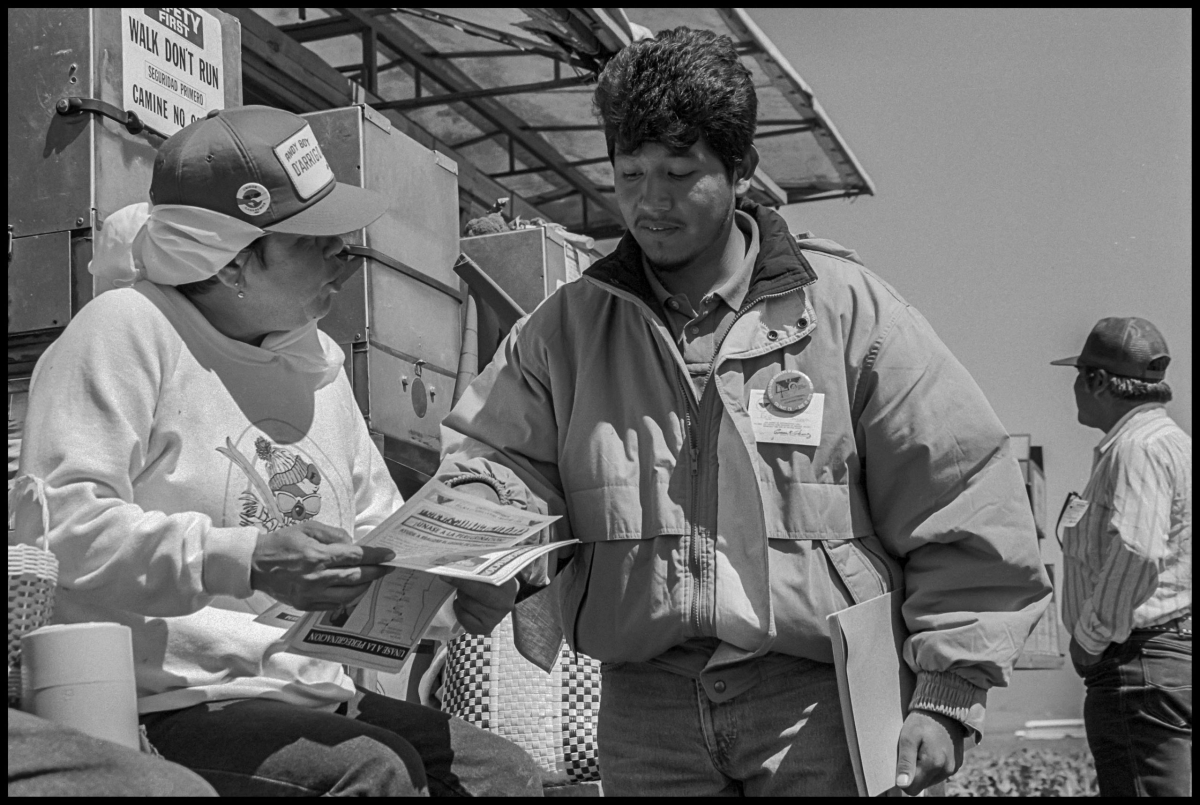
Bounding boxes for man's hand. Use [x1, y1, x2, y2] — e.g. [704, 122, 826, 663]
[895, 709, 966, 795]
[250, 521, 395, 610]
[1069, 636, 1104, 676]
[446, 577, 520, 635]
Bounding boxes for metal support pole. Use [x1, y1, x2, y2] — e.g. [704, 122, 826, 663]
[361, 29, 377, 95]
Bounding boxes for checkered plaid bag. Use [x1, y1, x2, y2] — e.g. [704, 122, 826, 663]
[442, 614, 602, 784]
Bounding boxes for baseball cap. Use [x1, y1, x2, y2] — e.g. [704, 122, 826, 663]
[1050, 316, 1171, 381]
[149, 105, 386, 235]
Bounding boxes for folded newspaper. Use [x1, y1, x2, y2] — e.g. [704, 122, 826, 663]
[254, 480, 570, 673]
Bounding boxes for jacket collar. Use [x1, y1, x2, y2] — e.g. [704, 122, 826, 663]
[584, 199, 817, 314]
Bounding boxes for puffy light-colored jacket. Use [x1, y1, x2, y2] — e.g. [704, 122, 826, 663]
[440, 201, 1051, 733]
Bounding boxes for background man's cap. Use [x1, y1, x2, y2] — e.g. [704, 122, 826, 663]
[150, 105, 386, 235]
[1051, 316, 1171, 381]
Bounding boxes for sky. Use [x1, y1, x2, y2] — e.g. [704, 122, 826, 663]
[740, 7, 1191, 725]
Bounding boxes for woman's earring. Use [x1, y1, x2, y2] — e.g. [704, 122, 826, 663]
[236, 281, 245, 299]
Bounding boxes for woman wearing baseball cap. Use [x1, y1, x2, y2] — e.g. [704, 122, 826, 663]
[13, 106, 541, 796]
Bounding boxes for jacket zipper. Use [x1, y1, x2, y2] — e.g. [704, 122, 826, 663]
[676, 282, 807, 634]
[675, 372, 703, 631]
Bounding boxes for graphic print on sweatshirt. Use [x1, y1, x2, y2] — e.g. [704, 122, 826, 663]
[217, 426, 348, 533]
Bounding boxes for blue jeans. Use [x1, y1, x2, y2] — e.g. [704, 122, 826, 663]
[597, 658, 857, 796]
[1082, 631, 1191, 797]
[8, 708, 216, 796]
[139, 689, 543, 797]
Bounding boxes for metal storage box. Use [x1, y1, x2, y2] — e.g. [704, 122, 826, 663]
[458, 226, 600, 369]
[303, 105, 463, 494]
[8, 7, 242, 382]
[1010, 436, 1064, 670]
[459, 226, 597, 317]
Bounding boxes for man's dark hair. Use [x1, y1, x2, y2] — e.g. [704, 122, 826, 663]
[176, 237, 267, 299]
[593, 26, 757, 173]
[1084, 366, 1173, 404]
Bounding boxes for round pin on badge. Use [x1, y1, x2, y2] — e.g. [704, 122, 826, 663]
[765, 370, 813, 413]
[236, 182, 271, 216]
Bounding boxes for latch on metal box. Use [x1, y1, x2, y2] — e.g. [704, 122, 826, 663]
[55, 96, 169, 141]
[403, 360, 430, 418]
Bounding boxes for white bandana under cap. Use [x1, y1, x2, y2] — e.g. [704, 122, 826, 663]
[89, 202, 264, 287]
[89, 203, 344, 388]
[260, 320, 345, 387]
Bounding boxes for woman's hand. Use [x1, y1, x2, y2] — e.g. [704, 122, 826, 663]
[250, 521, 395, 610]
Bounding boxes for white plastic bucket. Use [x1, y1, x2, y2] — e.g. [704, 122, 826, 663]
[21, 622, 140, 750]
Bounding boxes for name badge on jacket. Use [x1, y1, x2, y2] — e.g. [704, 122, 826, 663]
[749, 390, 824, 446]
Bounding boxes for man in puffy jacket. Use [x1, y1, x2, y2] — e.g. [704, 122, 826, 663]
[439, 26, 1051, 796]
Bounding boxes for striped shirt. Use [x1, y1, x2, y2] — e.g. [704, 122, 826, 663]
[1062, 404, 1192, 654]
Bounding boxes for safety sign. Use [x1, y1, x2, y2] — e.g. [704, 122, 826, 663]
[121, 7, 225, 136]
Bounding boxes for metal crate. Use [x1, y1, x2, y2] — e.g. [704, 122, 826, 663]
[303, 105, 462, 495]
[459, 226, 597, 316]
[7, 8, 242, 381]
[458, 226, 599, 369]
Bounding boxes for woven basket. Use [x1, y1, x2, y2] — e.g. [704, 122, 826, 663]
[8, 475, 58, 706]
[442, 614, 602, 785]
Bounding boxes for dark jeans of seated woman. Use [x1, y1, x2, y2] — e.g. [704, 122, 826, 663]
[140, 687, 543, 797]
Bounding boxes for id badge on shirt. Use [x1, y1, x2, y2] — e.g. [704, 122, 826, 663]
[749, 390, 824, 446]
[1055, 491, 1090, 544]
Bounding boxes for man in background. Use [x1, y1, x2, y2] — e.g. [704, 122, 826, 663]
[1053, 316, 1191, 797]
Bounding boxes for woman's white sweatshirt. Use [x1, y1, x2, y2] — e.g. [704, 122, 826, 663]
[16, 282, 401, 713]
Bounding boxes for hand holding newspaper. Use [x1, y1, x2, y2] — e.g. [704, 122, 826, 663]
[255, 480, 570, 673]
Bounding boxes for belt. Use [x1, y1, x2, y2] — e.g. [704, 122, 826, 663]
[1133, 615, 1192, 636]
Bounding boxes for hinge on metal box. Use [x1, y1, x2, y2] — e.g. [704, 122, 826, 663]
[360, 103, 392, 134]
[433, 151, 459, 176]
